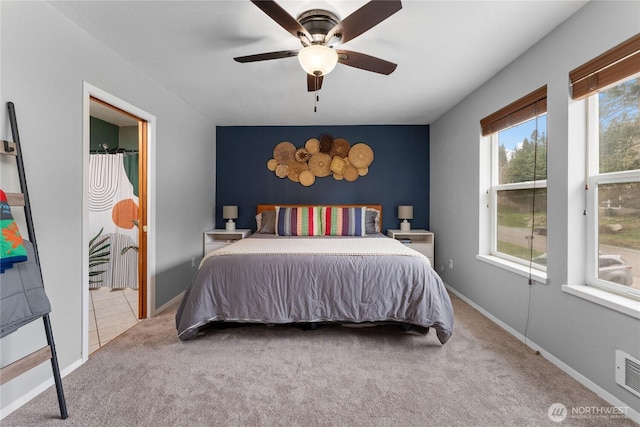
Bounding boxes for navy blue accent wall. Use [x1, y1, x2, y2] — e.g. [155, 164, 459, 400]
[216, 125, 429, 233]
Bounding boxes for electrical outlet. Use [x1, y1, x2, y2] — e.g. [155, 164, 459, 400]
[448, 259, 453, 269]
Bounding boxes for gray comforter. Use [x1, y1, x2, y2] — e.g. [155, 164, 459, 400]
[176, 235, 454, 344]
[1, 241, 51, 339]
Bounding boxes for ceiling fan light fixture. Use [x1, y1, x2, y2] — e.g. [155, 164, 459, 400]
[298, 45, 338, 76]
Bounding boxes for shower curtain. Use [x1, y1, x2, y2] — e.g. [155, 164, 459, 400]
[89, 153, 139, 289]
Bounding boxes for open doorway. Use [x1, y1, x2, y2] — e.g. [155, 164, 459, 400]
[82, 84, 155, 359]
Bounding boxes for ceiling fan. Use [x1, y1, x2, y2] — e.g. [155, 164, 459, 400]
[234, 0, 402, 92]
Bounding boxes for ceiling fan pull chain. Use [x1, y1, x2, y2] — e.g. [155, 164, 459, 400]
[314, 75, 319, 113]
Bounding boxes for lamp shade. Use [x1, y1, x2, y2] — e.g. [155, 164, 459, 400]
[222, 205, 238, 220]
[298, 45, 338, 76]
[398, 205, 413, 220]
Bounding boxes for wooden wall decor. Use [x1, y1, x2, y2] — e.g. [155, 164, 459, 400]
[266, 135, 374, 186]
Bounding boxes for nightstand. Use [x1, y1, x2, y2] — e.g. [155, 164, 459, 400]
[387, 229, 434, 266]
[203, 229, 251, 255]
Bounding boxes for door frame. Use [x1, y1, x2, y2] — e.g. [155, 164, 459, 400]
[82, 82, 157, 362]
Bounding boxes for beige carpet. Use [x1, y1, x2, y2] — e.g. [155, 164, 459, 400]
[3, 292, 637, 426]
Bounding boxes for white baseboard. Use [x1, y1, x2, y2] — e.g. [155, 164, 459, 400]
[154, 291, 184, 315]
[445, 284, 640, 425]
[0, 357, 83, 420]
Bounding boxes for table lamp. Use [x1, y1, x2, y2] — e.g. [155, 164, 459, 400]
[223, 205, 238, 231]
[398, 205, 413, 231]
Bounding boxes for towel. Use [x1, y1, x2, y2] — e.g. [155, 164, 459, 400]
[1, 189, 27, 273]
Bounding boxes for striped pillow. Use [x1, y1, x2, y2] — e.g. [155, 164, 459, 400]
[275, 206, 322, 236]
[321, 206, 366, 236]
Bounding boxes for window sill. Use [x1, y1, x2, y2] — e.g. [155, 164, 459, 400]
[476, 254, 547, 284]
[562, 284, 640, 320]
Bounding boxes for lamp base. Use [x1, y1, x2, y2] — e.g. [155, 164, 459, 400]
[225, 220, 236, 231]
[400, 220, 410, 231]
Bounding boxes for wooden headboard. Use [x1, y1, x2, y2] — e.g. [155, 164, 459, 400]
[257, 204, 382, 227]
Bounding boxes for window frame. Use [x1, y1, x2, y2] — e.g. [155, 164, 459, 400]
[478, 86, 549, 281]
[585, 93, 640, 299]
[488, 120, 548, 271]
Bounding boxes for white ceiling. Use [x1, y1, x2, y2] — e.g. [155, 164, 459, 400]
[50, 0, 588, 127]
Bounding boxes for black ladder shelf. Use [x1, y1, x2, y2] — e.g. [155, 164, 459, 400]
[0, 102, 68, 419]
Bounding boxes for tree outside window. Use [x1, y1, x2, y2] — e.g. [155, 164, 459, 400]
[493, 115, 547, 267]
[590, 76, 640, 293]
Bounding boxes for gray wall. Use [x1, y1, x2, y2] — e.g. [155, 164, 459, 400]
[1, 1, 215, 415]
[430, 0, 639, 417]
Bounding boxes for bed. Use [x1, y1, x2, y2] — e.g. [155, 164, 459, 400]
[175, 204, 454, 344]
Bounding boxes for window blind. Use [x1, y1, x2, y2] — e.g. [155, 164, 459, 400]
[570, 33, 640, 100]
[480, 86, 547, 136]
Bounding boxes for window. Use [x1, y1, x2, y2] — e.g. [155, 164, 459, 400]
[480, 87, 548, 272]
[570, 33, 640, 299]
[586, 76, 640, 298]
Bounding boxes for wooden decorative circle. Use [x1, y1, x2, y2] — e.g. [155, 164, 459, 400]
[343, 165, 359, 182]
[267, 158, 278, 171]
[330, 138, 351, 158]
[333, 173, 344, 180]
[299, 170, 315, 187]
[357, 167, 368, 176]
[308, 153, 332, 177]
[348, 143, 374, 168]
[275, 164, 289, 178]
[287, 160, 309, 182]
[319, 134, 333, 153]
[294, 147, 311, 163]
[273, 141, 296, 164]
[305, 138, 320, 154]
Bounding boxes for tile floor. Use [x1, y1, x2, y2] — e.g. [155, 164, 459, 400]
[89, 287, 139, 355]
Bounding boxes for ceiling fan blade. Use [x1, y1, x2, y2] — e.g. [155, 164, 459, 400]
[325, 0, 402, 45]
[307, 74, 324, 92]
[337, 50, 397, 75]
[234, 50, 299, 63]
[251, 0, 312, 44]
